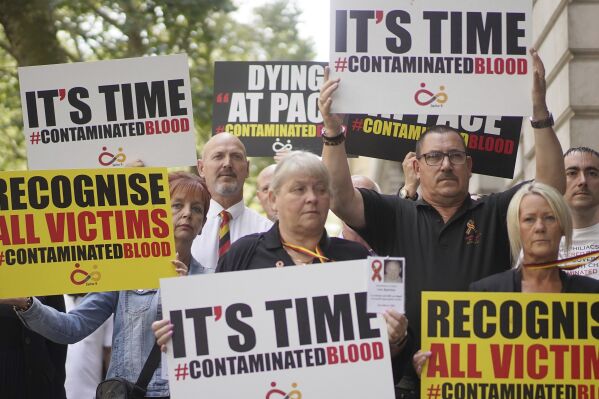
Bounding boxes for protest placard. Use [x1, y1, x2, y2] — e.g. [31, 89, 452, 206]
[19, 54, 197, 169]
[0, 168, 176, 298]
[346, 113, 523, 178]
[212, 61, 330, 156]
[161, 260, 395, 398]
[421, 292, 599, 398]
[330, 0, 533, 116]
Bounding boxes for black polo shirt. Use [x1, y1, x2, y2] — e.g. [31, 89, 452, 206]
[356, 183, 525, 344]
[217, 223, 370, 272]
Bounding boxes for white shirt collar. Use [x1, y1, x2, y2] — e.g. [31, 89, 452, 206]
[206, 198, 246, 220]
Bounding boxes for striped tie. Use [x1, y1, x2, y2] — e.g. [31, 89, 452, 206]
[218, 210, 231, 258]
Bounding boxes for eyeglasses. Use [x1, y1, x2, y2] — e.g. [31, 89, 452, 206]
[417, 151, 467, 166]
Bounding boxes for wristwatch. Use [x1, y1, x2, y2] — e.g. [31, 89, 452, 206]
[399, 186, 418, 201]
[529, 112, 554, 129]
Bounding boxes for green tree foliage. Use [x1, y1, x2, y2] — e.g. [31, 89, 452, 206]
[0, 0, 314, 176]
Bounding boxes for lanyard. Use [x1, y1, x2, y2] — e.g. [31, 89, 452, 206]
[281, 241, 330, 264]
[523, 250, 599, 270]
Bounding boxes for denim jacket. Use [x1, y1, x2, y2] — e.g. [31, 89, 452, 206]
[18, 257, 210, 397]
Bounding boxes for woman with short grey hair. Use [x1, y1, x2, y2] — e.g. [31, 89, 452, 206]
[155, 151, 413, 389]
[269, 151, 331, 195]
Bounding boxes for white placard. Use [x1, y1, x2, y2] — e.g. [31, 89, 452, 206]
[19, 54, 197, 169]
[161, 260, 394, 398]
[330, 0, 533, 116]
[367, 257, 405, 314]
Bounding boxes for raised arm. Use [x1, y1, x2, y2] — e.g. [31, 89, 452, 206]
[530, 49, 566, 193]
[319, 67, 366, 229]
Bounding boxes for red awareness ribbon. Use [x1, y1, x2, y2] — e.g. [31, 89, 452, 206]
[371, 260, 383, 282]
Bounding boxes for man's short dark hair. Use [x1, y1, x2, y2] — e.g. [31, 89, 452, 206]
[415, 125, 467, 156]
[563, 146, 599, 159]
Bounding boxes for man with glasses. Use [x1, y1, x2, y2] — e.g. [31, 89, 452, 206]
[318, 50, 566, 390]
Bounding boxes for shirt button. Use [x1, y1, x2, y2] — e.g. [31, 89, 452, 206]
[24, 337, 31, 344]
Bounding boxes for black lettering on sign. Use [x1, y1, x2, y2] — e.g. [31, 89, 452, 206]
[38, 89, 59, 126]
[386, 10, 412, 54]
[350, 10, 375, 53]
[335, 10, 348, 52]
[121, 84, 135, 120]
[499, 301, 522, 339]
[128, 174, 149, 206]
[355, 292, 380, 339]
[423, 11, 447, 54]
[226, 303, 256, 352]
[186, 307, 213, 356]
[453, 300, 471, 338]
[72, 175, 95, 208]
[135, 81, 167, 118]
[99, 84, 120, 122]
[265, 299, 293, 348]
[313, 294, 354, 343]
[450, 12, 463, 54]
[551, 301, 575, 339]
[25, 91, 39, 128]
[170, 310, 186, 358]
[168, 79, 187, 116]
[295, 297, 313, 345]
[467, 12, 502, 55]
[149, 173, 167, 205]
[68, 87, 92, 124]
[506, 13, 527, 55]
[472, 300, 496, 338]
[590, 301, 599, 339]
[526, 300, 549, 339]
[427, 300, 450, 337]
[50, 176, 71, 209]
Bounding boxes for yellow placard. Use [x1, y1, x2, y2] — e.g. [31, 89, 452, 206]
[0, 168, 176, 298]
[421, 292, 599, 398]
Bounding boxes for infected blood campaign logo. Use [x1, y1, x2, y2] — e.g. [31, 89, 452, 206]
[464, 219, 481, 245]
[414, 83, 448, 107]
[272, 138, 293, 153]
[70, 263, 101, 286]
[98, 146, 127, 166]
[266, 381, 302, 399]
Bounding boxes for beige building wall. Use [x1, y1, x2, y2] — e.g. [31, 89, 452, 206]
[352, 1, 599, 194]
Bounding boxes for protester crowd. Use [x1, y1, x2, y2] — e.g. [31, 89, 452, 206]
[1, 47, 599, 399]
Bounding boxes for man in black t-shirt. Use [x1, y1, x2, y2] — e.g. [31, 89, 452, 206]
[318, 50, 566, 384]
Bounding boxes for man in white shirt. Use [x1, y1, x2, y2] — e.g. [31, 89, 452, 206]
[64, 294, 113, 399]
[192, 133, 273, 269]
[560, 147, 599, 279]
